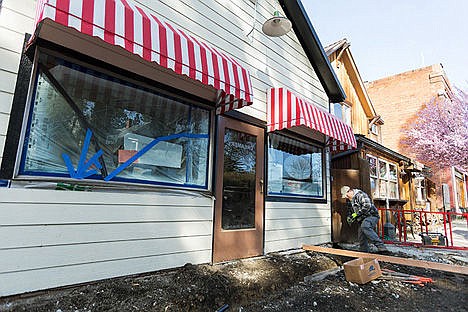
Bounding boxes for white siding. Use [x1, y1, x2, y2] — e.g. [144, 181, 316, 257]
[132, 0, 328, 121]
[265, 153, 332, 253]
[0, 0, 332, 296]
[264, 201, 331, 253]
[0, 188, 214, 296]
[0, 0, 35, 169]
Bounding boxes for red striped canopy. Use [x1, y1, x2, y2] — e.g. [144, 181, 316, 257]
[33, 0, 253, 114]
[267, 87, 357, 150]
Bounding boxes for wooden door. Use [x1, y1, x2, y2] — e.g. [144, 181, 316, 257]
[213, 116, 264, 263]
[331, 169, 360, 242]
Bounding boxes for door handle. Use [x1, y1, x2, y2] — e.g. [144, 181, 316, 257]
[259, 179, 264, 194]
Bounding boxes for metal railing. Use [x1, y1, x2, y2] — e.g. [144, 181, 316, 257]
[377, 208, 468, 250]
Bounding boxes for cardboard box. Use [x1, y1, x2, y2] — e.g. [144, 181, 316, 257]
[343, 258, 382, 284]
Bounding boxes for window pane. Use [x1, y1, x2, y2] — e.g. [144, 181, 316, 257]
[343, 105, 351, 125]
[22, 54, 210, 187]
[267, 133, 323, 197]
[378, 180, 387, 198]
[367, 156, 377, 176]
[388, 163, 398, 180]
[333, 103, 343, 121]
[389, 182, 398, 199]
[370, 177, 377, 198]
[379, 160, 387, 179]
[222, 129, 256, 230]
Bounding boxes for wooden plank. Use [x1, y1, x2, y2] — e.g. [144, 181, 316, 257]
[0, 6, 35, 35]
[0, 221, 213, 249]
[0, 70, 17, 94]
[266, 226, 330, 242]
[0, 113, 10, 136]
[266, 201, 328, 210]
[0, 27, 25, 53]
[0, 91, 14, 114]
[2, 0, 36, 17]
[0, 48, 21, 73]
[266, 217, 332, 231]
[0, 188, 213, 205]
[302, 245, 468, 275]
[0, 203, 213, 225]
[265, 207, 331, 220]
[0, 135, 5, 158]
[265, 234, 329, 254]
[0, 235, 212, 273]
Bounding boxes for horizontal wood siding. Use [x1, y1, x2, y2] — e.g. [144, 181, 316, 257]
[0, 0, 331, 296]
[0, 188, 214, 296]
[142, 0, 328, 120]
[265, 153, 332, 253]
[0, 0, 35, 168]
[264, 201, 331, 253]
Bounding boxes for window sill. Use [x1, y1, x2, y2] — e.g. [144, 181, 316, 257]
[266, 195, 327, 204]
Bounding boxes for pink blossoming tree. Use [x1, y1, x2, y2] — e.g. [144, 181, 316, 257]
[401, 88, 468, 172]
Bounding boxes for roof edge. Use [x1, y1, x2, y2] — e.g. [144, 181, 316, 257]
[279, 0, 346, 103]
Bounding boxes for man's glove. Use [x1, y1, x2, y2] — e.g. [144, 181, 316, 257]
[347, 212, 358, 224]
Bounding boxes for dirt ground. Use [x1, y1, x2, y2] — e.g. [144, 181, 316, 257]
[1, 245, 467, 312]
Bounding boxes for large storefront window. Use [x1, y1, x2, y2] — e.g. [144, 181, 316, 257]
[20, 53, 210, 188]
[367, 155, 398, 199]
[267, 133, 324, 198]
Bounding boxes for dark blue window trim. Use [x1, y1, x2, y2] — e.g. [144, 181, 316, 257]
[266, 131, 327, 201]
[18, 52, 212, 190]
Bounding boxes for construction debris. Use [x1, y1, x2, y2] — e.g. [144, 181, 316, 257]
[380, 268, 434, 286]
[303, 267, 343, 283]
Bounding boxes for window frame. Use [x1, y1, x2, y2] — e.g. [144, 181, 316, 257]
[332, 102, 351, 126]
[370, 123, 379, 135]
[415, 176, 427, 204]
[9, 45, 216, 191]
[366, 154, 399, 200]
[266, 131, 326, 202]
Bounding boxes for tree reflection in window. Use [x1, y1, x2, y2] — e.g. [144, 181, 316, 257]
[267, 133, 324, 198]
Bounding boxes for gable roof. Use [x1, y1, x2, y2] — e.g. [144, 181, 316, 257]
[324, 38, 349, 57]
[324, 38, 381, 120]
[279, 0, 345, 103]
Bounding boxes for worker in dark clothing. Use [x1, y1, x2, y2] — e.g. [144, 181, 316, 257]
[341, 186, 389, 254]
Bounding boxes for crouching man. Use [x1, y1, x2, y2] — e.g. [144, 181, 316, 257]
[341, 186, 389, 254]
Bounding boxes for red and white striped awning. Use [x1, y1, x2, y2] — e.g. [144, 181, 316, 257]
[267, 87, 357, 150]
[33, 0, 253, 114]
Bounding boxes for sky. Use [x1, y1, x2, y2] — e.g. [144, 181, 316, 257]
[302, 0, 468, 88]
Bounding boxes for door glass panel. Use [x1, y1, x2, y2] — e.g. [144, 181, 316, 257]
[222, 128, 256, 230]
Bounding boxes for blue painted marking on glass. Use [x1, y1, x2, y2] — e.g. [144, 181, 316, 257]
[62, 129, 103, 179]
[63, 129, 208, 181]
[104, 132, 209, 181]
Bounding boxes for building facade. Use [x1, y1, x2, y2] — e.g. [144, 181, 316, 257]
[0, 0, 356, 296]
[366, 64, 466, 212]
[325, 39, 427, 242]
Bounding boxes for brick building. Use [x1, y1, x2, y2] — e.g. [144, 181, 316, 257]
[366, 65, 467, 212]
[365, 64, 451, 154]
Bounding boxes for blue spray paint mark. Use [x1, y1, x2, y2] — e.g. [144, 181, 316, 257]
[104, 132, 208, 181]
[63, 129, 208, 181]
[63, 129, 103, 179]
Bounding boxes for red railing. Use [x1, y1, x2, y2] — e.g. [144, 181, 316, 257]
[377, 208, 468, 250]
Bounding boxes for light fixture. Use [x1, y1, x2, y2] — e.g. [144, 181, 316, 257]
[262, 11, 292, 37]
